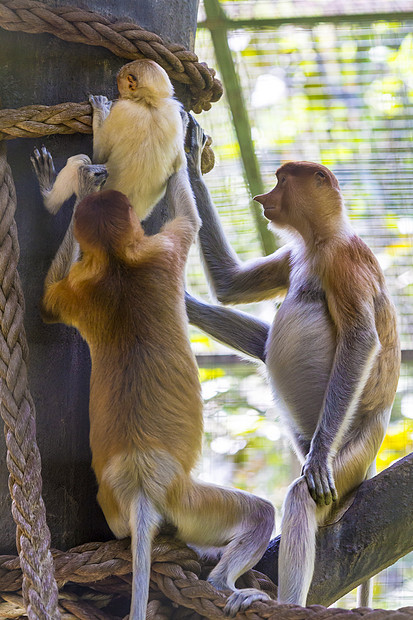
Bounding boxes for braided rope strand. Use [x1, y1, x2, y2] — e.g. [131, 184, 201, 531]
[0, 102, 215, 173]
[0, 143, 60, 619]
[0, 539, 412, 619]
[0, 0, 223, 112]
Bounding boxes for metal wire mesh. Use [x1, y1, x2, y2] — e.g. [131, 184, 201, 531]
[190, 0, 413, 609]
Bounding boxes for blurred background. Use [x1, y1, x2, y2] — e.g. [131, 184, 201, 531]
[187, 0, 413, 608]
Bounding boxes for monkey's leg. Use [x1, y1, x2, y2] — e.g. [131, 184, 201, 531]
[44, 219, 80, 288]
[278, 420, 386, 606]
[168, 479, 274, 615]
[185, 292, 269, 362]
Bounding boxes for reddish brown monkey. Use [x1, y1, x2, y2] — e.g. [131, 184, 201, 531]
[40, 156, 274, 619]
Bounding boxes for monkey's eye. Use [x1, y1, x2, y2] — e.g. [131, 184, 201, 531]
[315, 171, 326, 179]
[280, 176, 286, 184]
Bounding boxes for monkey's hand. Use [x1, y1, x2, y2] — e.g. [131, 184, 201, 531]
[302, 450, 337, 507]
[31, 146, 56, 200]
[186, 114, 207, 175]
[89, 95, 112, 123]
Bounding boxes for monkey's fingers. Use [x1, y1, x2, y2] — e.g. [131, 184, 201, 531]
[304, 470, 318, 503]
[89, 94, 112, 111]
[328, 469, 338, 503]
[315, 467, 337, 506]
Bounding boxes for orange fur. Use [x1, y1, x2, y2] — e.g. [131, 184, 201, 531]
[42, 184, 275, 618]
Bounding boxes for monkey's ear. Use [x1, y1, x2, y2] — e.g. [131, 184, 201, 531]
[127, 74, 137, 91]
[314, 170, 326, 186]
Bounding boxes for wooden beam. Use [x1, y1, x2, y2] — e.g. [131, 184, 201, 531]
[255, 452, 413, 606]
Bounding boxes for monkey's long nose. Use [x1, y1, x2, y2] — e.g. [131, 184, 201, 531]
[253, 193, 265, 205]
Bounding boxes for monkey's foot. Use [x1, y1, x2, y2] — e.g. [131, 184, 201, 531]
[31, 146, 56, 196]
[224, 588, 270, 616]
[186, 114, 207, 172]
[89, 94, 112, 114]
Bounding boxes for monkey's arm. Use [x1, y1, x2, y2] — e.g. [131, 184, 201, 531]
[303, 253, 382, 506]
[89, 95, 112, 163]
[186, 119, 290, 304]
[185, 292, 270, 362]
[44, 220, 80, 290]
[41, 275, 80, 325]
[31, 148, 91, 214]
[163, 167, 201, 256]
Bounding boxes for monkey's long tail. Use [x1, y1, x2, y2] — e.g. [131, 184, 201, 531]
[277, 476, 318, 606]
[129, 491, 161, 620]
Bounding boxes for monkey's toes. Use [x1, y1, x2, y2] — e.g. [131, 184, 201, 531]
[224, 589, 270, 616]
[31, 146, 54, 181]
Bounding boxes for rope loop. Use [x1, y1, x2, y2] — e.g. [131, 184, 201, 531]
[0, 0, 223, 112]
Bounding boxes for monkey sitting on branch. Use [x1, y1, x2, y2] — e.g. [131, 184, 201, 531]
[185, 120, 400, 608]
[35, 138, 275, 618]
[89, 58, 186, 221]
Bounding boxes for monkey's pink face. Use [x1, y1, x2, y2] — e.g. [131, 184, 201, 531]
[254, 172, 293, 226]
[254, 162, 340, 230]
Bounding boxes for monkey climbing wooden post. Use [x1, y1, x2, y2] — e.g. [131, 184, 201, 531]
[0, 0, 200, 555]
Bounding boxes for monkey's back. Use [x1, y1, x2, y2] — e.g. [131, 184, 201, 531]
[81, 256, 203, 488]
[100, 99, 185, 220]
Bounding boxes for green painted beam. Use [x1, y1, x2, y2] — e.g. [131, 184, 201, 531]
[199, 11, 413, 30]
[203, 0, 276, 256]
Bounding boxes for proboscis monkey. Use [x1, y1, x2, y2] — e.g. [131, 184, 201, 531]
[185, 120, 400, 607]
[89, 58, 186, 221]
[37, 142, 275, 618]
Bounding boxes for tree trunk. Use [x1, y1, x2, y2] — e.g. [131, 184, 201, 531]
[255, 452, 413, 605]
[0, 0, 199, 553]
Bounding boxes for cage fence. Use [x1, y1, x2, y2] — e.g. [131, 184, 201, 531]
[188, 0, 413, 609]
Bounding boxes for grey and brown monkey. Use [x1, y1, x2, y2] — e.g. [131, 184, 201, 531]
[186, 122, 400, 607]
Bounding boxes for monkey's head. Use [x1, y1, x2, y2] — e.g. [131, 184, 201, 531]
[117, 59, 173, 103]
[74, 190, 143, 256]
[254, 162, 343, 237]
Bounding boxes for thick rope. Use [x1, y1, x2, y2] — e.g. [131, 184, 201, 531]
[0, 0, 223, 113]
[0, 142, 60, 619]
[0, 538, 412, 619]
[0, 102, 216, 174]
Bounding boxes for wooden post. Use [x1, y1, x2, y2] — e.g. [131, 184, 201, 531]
[0, 0, 199, 553]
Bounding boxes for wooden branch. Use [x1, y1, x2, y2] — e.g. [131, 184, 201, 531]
[255, 452, 413, 606]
